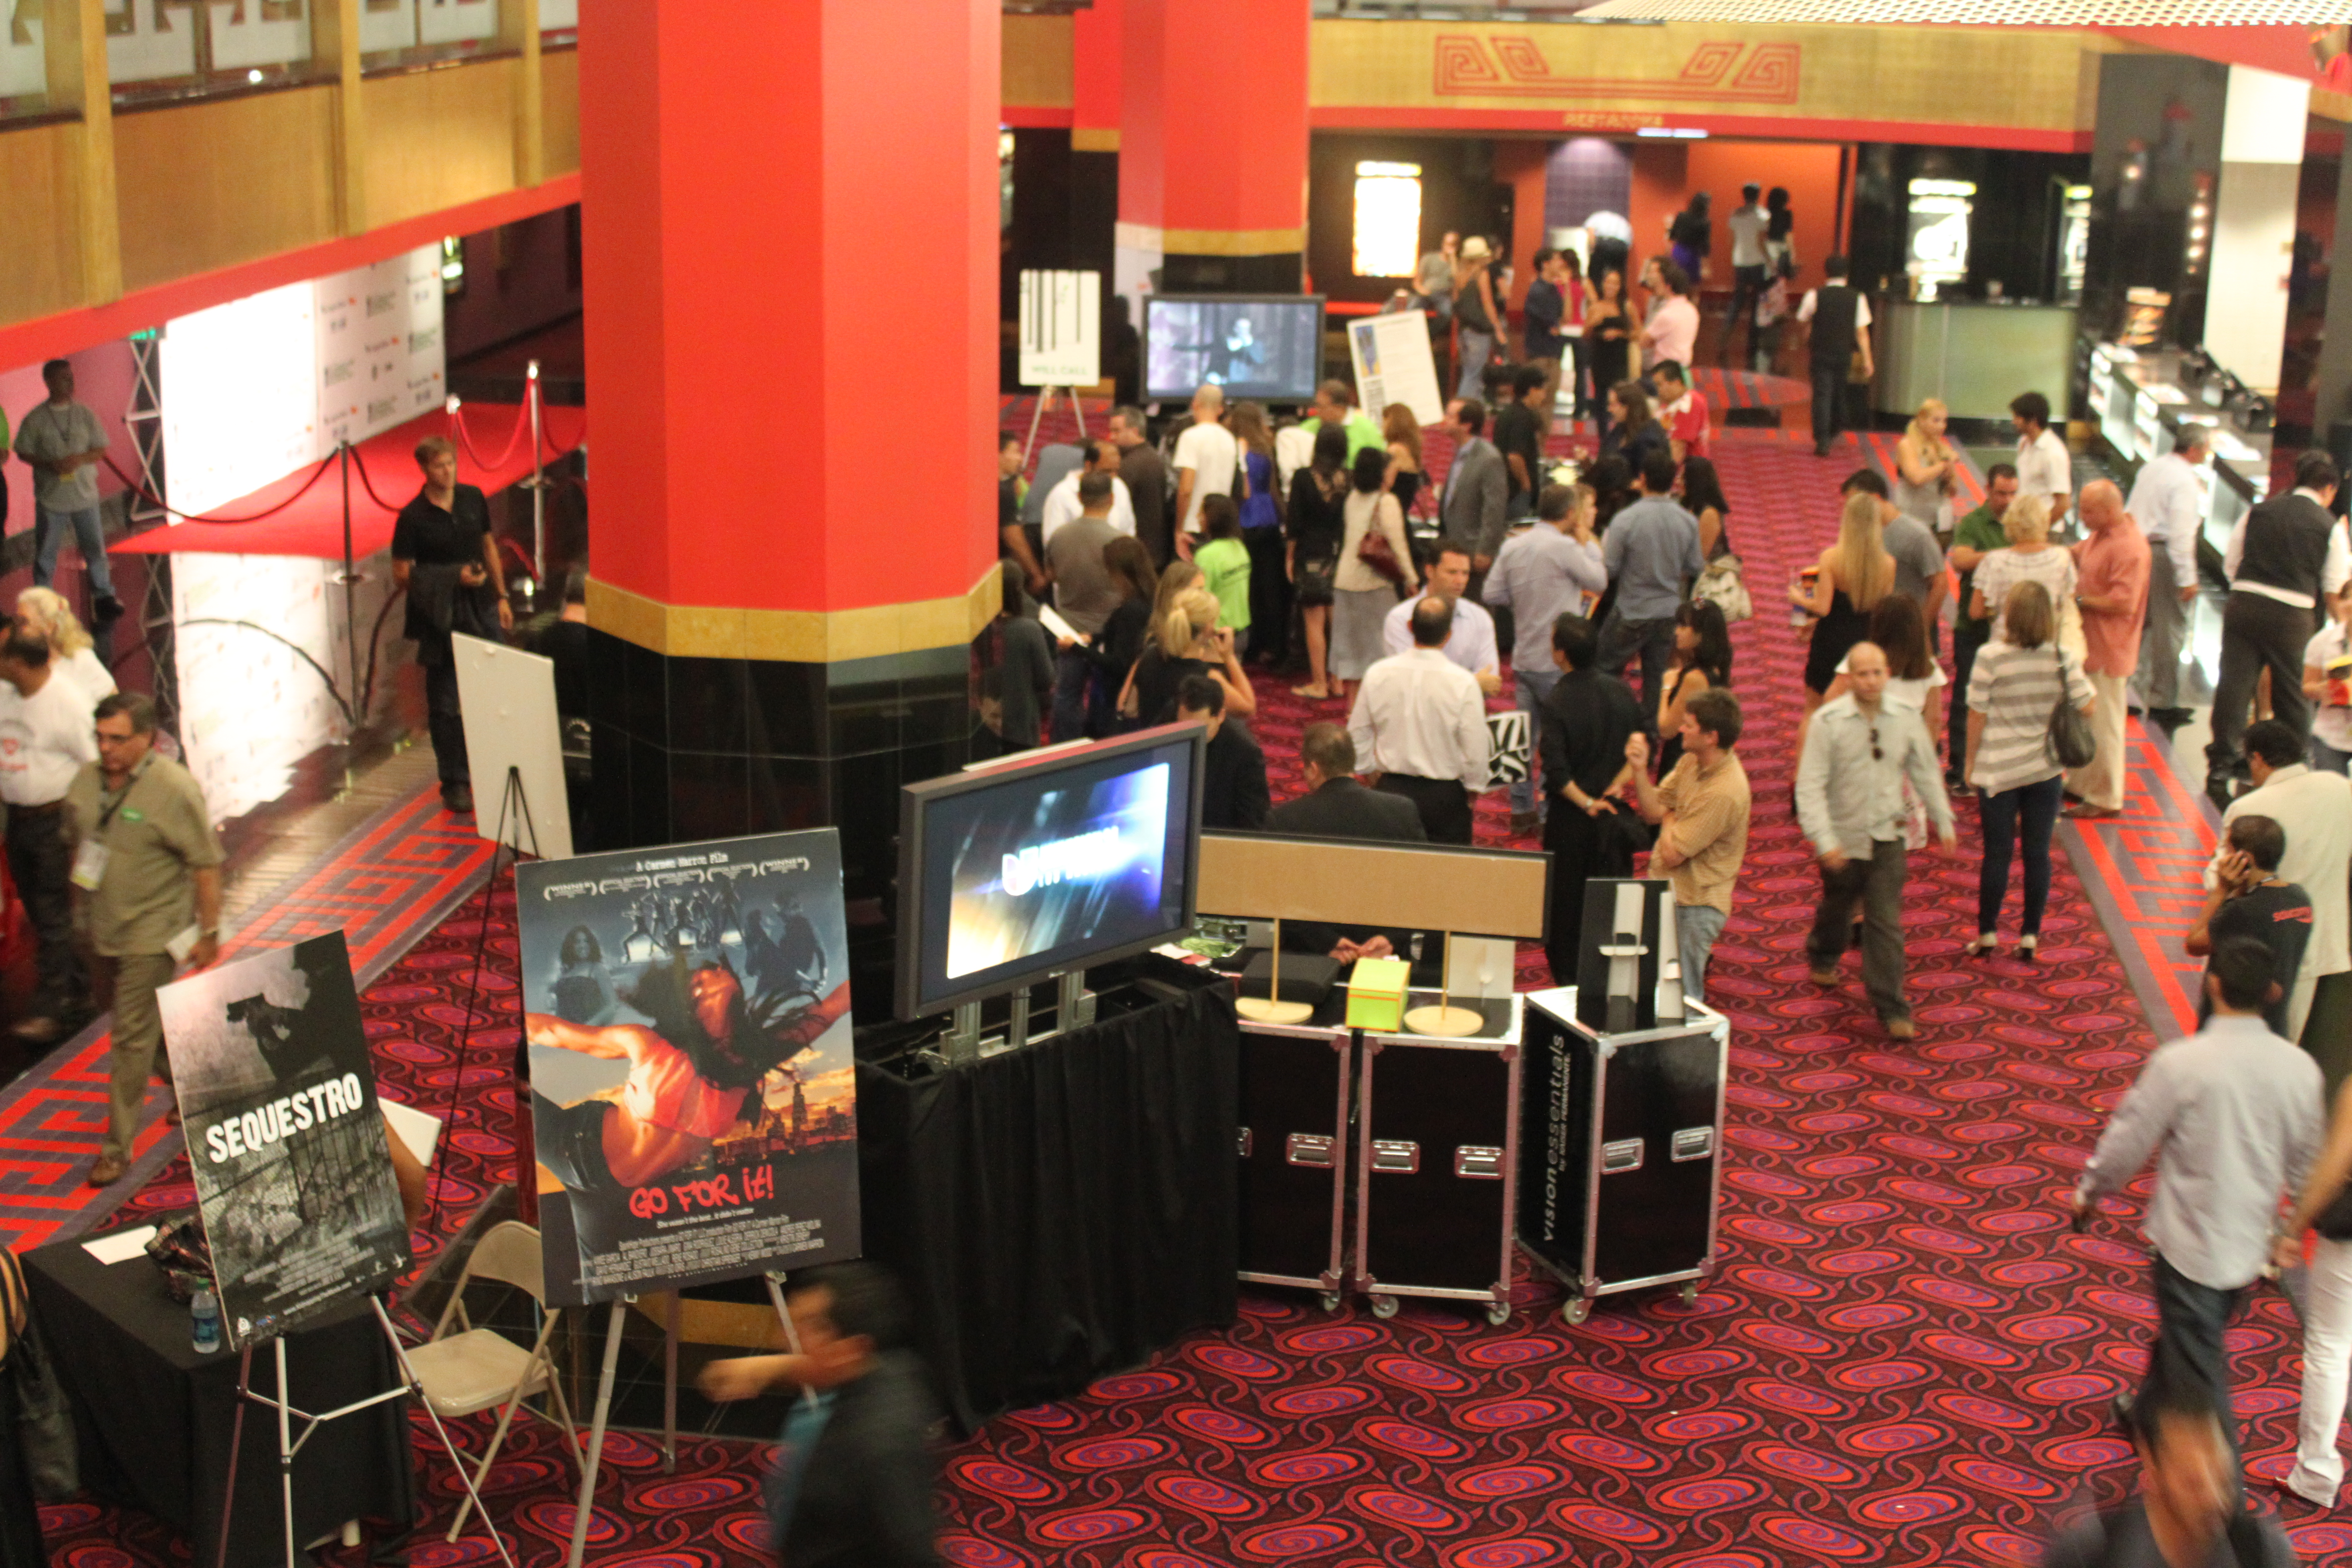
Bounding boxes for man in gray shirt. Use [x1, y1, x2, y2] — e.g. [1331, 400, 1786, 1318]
[1483, 483, 1606, 831]
[1597, 448, 1706, 709]
[1795, 641, 1955, 1039]
[11, 359, 121, 617]
[2075, 936, 2322, 1456]
[1045, 471, 1123, 741]
[1846, 468, 1946, 647]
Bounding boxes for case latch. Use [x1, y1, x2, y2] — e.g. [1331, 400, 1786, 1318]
[1370, 1139, 1421, 1174]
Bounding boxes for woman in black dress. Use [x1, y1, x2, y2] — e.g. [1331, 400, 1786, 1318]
[1586, 268, 1632, 449]
[1286, 427, 1350, 700]
[1789, 492, 1895, 708]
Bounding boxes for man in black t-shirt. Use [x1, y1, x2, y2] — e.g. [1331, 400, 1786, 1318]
[2186, 813, 2313, 1037]
[1490, 363, 1549, 519]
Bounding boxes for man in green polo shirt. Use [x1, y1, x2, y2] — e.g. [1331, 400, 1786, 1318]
[1944, 461, 2018, 789]
[67, 691, 223, 1187]
[1300, 379, 1384, 464]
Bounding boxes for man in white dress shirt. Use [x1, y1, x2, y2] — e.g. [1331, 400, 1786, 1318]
[1038, 439, 1136, 547]
[1382, 544, 1500, 694]
[2011, 391, 2074, 535]
[2127, 428, 2209, 722]
[1348, 597, 1492, 845]
[0, 625, 99, 1041]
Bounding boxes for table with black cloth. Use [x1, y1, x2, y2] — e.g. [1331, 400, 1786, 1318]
[22, 1237, 415, 1566]
[855, 961, 1239, 1435]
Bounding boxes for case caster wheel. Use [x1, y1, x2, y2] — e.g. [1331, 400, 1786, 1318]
[1484, 1302, 1511, 1327]
[1371, 1294, 1399, 1319]
[1562, 1297, 1592, 1325]
[1679, 1283, 1700, 1306]
[1319, 1292, 1342, 1313]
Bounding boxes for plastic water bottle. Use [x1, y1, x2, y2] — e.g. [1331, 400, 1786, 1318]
[191, 1288, 222, 1354]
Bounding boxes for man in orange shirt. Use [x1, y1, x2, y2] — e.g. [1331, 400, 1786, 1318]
[2065, 479, 2152, 818]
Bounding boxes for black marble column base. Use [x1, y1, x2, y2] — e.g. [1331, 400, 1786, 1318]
[585, 628, 980, 1017]
[1161, 251, 1304, 294]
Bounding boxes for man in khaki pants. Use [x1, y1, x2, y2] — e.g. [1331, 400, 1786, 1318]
[2065, 480, 2152, 819]
[66, 693, 221, 1187]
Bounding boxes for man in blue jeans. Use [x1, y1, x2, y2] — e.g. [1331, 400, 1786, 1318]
[1596, 449, 1705, 711]
[11, 360, 122, 619]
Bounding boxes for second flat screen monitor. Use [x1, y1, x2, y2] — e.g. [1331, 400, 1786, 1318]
[1145, 295, 1325, 404]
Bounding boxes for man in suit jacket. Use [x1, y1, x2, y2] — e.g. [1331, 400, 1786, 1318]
[1439, 399, 1510, 579]
[1178, 676, 1269, 831]
[1264, 721, 1430, 970]
[2208, 450, 2348, 805]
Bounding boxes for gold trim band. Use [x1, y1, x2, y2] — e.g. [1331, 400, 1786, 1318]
[1071, 127, 1121, 151]
[1114, 222, 1306, 257]
[587, 564, 1001, 663]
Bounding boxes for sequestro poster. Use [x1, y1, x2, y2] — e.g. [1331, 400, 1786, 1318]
[516, 829, 861, 1306]
[158, 932, 410, 1348]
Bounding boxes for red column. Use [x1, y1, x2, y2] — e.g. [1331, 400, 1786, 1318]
[575, 0, 1002, 958]
[582, 0, 997, 618]
[1117, 0, 1312, 296]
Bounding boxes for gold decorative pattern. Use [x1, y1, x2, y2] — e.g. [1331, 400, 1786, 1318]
[587, 564, 1002, 664]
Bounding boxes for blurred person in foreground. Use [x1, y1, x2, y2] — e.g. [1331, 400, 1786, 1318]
[698, 1261, 939, 1567]
[2039, 1377, 2294, 1567]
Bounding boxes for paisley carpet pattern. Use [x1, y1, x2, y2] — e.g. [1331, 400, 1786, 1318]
[40, 427, 2344, 1567]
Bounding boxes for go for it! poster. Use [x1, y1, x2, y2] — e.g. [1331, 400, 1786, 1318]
[516, 830, 860, 1305]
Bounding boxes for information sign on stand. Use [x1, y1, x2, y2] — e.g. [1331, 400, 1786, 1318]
[1018, 269, 1102, 390]
[159, 932, 409, 1348]
[452, 632, 574, 862]
[516, 830, 862, 1307]
[1347, 310, 1445, 428]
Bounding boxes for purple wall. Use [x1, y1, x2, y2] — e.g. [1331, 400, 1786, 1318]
[1545, 138, 1633, 233]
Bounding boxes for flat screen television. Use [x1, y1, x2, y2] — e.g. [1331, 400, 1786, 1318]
[895, 725, 1206, 1019]
[1144, 294, 1327, 404]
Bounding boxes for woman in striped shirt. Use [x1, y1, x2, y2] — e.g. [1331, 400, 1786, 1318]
[1963, 580, 2095, 960]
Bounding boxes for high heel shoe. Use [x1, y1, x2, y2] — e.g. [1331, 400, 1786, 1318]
[1967, 932, 1997, 958]
[2017, 934, 2038, 961]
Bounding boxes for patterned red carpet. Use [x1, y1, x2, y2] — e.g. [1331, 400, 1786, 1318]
[36, 427, 2349, 1566]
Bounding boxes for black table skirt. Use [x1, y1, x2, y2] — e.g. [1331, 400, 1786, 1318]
[24, 1238, 415, 1567]
[856, 966, 1240, 1435]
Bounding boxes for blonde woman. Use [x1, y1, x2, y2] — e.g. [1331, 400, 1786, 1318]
[1128, 586, 1255, 727]
[1789, 492, 1895, 709]
[1969, 493, 2085, 660]
[1894, 398, 1960, 538]
[1382, 404, 1425, 519]
[1331, 446, 1419, 701]
[13, 587, 113, 707]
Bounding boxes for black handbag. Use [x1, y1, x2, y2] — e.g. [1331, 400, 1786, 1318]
[0, 1251, 78, 1504]
[2045, 647, 2097, 770]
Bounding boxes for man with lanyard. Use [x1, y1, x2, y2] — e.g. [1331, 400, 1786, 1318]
[0, 625, 98, 1046]
[392, 435, 511, 815]
[2127, 427, 2208, 724]
[66, 692, 222, 1187]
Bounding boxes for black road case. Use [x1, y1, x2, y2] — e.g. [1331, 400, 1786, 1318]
[1237, 1002, 1353, 1309]
[1351, 993, 1523, 1325]
[1517, 985, 1727, 1323]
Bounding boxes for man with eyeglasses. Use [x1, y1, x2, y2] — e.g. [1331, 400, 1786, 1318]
[1795, 640, 1955, 1040]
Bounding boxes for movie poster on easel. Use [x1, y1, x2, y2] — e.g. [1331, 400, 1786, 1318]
[516, 829, 861, 1307]
[158, 933, 410, 1350]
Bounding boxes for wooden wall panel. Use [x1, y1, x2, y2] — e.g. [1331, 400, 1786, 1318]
[1003, 14, 1073, 109]
[114, 87, 337, 292]
[543, 48, 579, 176]
[362, 58, 520, 229]
[0, 123, 85, 324]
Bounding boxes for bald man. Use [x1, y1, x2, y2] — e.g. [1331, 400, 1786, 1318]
[1173, 385, 1237, 558]
[2065, 479, 2151, 818]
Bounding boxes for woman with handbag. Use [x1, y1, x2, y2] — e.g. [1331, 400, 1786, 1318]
[1962, 581, 2095, 960]
[1285, 427, 1350, 701]
[1330, 445, 1418, 702]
